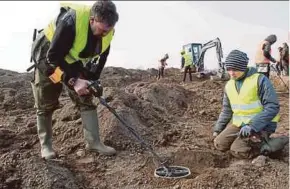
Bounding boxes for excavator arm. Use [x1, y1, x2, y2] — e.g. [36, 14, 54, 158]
[196, 38, 225, 77]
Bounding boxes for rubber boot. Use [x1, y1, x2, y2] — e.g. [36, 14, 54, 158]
[260, 136, 289, 155]
[37, 112, 56, 160]
[81, 110, 116, 156]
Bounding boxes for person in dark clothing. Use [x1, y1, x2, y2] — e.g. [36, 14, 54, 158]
[281, 43, 289, 76]
[255, 34, 278, 78]
[183, 65, 193, 82]
[30, 1, 119, 160]
[276, 47, 283, 75]
[182, 49, 193, 82]
[157, 53, 169, 80]
[180, 50, 185, 69]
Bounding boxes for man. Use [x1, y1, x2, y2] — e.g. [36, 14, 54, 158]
[281, 42, 289, 76]
[213, 50, 288, 164]
[180, 50, 185, 70]
[157, 53, 169, 80]
[255, 34, 278, 78]
[182, 49, 194, 82]
[30, 1, 119, 160]
[276, 47, 283, 75]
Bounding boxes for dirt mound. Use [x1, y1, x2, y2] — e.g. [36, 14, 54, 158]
[1, 154, 83, 189]
[0, 70, 34, 112]
[0, 67, 288, 189]
[49, 80, 190, 153]
[100, 67, 156, 87]
[98, 81, 189, 149]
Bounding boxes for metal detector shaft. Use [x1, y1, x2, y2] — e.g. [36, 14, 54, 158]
[98, 97, 165, 165]
[270, 64, 289, 91]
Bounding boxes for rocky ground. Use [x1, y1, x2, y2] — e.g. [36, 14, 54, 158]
[0, 67, 288, 189]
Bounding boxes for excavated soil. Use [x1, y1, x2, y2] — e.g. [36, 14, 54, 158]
[0, 67, 288, 189]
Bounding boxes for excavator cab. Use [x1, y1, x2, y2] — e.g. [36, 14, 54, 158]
[182, 43, 202, 65]
[182, 38, 228, 80]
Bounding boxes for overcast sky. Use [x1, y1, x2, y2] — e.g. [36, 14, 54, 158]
[0, 1, 288, 72]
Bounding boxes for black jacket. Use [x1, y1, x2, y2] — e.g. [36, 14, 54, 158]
[262, 35, 277, 63]
[47, 7, 110, 83]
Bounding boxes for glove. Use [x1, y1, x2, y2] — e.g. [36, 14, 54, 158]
[73, 78, 90, 96]
[239, 125, 252, 138]
[87, 80, 103, 97]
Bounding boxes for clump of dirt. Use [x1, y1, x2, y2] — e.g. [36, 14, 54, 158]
[0, 67, 288, 189]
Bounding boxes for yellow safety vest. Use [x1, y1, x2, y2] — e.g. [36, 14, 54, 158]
[225, 73, 280, 127]
[183, 53, 193, 67]
[43, 3, 114, 64]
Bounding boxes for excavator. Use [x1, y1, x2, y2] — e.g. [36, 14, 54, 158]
[182, 37, 228, 79]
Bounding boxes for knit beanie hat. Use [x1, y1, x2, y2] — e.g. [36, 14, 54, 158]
[225, 50, 249, 72]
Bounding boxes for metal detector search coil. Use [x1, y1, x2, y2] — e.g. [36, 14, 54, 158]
[154, 166, 191, 179]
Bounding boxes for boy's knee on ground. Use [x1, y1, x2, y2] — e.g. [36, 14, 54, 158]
[230, 139, 252, 159]
[214, 136, 230, 152]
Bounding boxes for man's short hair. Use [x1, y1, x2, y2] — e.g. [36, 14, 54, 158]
[91, 1, 119, 27]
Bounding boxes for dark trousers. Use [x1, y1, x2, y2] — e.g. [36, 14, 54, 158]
[282, 61, 289, 76]
[157, 67, 164, 80]
[183, 65, 192, 82]
[214, 124, 271, 159]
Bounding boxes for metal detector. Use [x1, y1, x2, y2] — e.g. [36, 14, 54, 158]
[98, 97, 191, 179]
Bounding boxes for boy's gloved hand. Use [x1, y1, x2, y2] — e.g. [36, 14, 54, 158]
[239, 125, 252, 138]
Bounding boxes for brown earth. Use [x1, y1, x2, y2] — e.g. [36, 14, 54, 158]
[0, 67, 288, 189]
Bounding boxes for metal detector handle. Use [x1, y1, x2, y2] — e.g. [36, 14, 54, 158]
[26, 63, 36, 72]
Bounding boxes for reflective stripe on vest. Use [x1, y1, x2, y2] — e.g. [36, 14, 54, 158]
[43, 3, 114, 64]
[225, 73, 280, 127]
[255, 41, 271, 64]
[183, 53, 193, 67]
